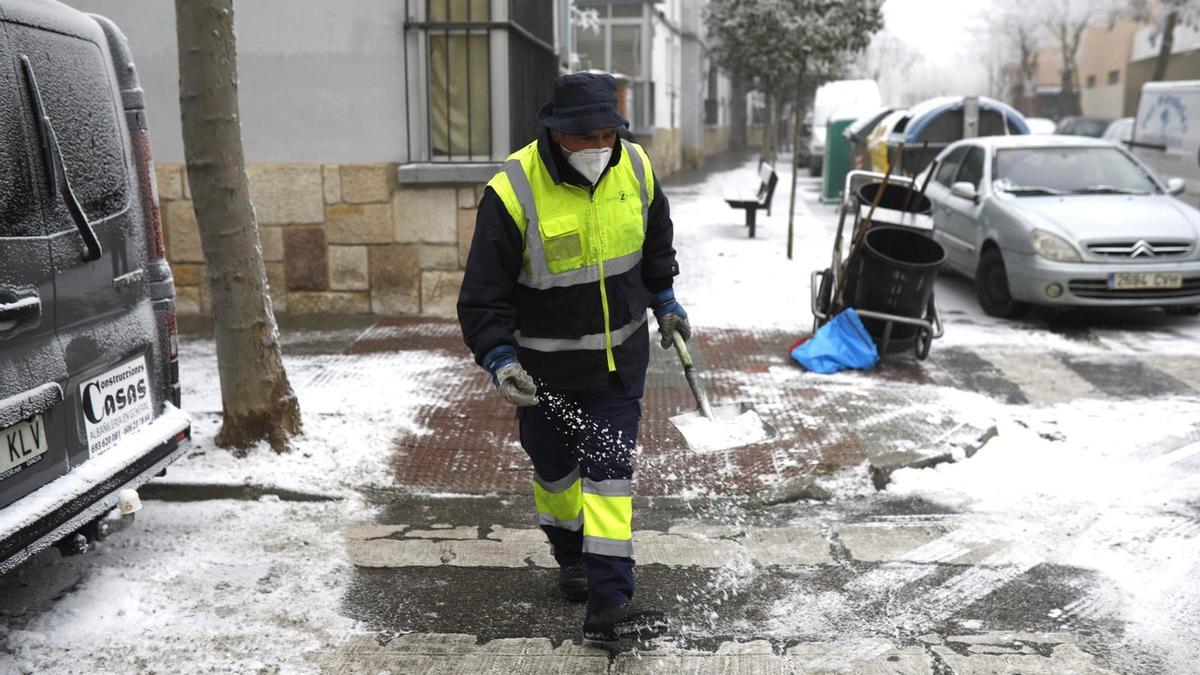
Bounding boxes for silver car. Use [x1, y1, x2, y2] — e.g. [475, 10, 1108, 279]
[923, 135, 1200, 317]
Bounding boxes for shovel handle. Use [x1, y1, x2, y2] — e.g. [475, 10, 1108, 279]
[673, 332, 714, 419]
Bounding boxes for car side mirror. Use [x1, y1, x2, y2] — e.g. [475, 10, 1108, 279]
[950, 181, 978, 202]
[1167, 177, 1186, 195]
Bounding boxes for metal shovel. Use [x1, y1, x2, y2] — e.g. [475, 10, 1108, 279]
[668, 333, 778, 452]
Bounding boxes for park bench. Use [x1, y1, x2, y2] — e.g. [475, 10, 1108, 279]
[724, 161, 778, 239]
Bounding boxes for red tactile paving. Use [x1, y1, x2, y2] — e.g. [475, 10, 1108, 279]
[354, 319, 945, 497]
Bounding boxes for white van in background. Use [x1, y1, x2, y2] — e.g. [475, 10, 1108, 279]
[808, 79, 881, 176]
[1131, 80, 1200, 207]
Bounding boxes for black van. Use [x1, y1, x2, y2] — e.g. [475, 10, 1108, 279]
[0, 0, 189, 574]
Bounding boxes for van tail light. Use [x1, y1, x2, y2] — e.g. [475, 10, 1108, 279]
[130, 121, 166, 262]
[166, 310, 178, 361]
[166, 308, 180, 407]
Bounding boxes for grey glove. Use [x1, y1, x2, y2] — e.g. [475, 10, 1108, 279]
[656, 313, 692, 349]
[495, 362, 539, 407]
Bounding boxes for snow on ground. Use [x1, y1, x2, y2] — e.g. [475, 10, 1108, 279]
[3, 498, 366, 673]
[2, 329, 461, 673]
[5, 152, 1200, 672]
[168, 334, 463, 496]
[668, 155, 1200, 669]
[668, 159, 830, 332]
[886, 396, 1200, 671]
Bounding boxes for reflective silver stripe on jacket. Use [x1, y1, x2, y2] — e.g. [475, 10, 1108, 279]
[621, 139, 649, 233]
[514, 314, 647, 352]
[583, 535, 634, 558]
[503, 160, 554, 287]
[508, 145, 651, 290]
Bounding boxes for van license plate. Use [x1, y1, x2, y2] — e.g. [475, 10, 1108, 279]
[1, 415, 49, 481]
[1107, 272, 1183, 289]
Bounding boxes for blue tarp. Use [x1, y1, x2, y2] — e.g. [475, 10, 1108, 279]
[791, 309, 879, 374]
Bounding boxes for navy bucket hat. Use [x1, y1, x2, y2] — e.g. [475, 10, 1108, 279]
[538, 72, 629, 134]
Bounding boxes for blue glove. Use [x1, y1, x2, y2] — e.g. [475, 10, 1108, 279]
[651, 288, 691, 349]
[482, 345, 538, 406]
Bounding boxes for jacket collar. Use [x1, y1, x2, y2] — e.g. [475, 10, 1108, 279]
[537, 126, 623, 188]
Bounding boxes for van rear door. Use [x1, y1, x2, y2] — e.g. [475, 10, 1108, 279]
[0, 22, 71, 509]
[5, 12, 161, 468]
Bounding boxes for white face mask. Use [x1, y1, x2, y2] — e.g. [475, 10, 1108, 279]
[566, 147, 612, 185]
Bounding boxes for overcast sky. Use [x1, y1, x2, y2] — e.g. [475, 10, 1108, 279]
[875, 0, 996, 103]
[882, 0, 991, 62]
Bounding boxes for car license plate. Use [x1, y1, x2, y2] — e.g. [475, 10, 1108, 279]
[1107, 272, 1183, 289]
[1, 415, 49, 481]
[80, 356, 154, 456]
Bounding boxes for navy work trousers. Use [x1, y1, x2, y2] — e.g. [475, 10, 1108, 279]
[516, 372, 643, 615]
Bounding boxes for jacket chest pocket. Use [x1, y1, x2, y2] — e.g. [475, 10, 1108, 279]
[539, 215, 585, 273]
[602, 198, 645, 258]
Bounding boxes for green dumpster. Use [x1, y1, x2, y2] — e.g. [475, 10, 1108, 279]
[821, 114, 857, 203]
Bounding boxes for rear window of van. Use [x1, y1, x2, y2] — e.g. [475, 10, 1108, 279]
[8, 25, 129, 223]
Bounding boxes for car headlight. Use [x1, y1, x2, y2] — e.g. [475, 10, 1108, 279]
[1030, 229, 1081, 262]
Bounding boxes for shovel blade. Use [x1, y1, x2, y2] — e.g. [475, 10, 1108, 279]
[669, 402, 778, 453]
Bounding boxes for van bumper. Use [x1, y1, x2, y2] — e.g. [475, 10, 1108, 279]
[0, 405, 191, 575]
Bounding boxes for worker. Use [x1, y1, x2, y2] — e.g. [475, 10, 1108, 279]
[457, 72, 687, 644]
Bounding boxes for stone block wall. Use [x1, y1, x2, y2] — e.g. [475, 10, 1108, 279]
[158, 163, 478, 318]
[638, 127, 684, 177]
[704, 126, 731, 157]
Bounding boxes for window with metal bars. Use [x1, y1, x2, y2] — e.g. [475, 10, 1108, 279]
[426, 0, 492, 161]
[406, 0, 558, 164]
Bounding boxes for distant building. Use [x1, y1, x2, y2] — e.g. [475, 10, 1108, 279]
[1125, 20, 1200, 116]
[69, 0, 732, 318]
[1077, 19, 1140, 120]
[570, 1, 733, 173]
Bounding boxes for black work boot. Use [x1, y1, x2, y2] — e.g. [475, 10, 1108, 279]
[582, 601, 668, 643]
[558, 565, 587, 602]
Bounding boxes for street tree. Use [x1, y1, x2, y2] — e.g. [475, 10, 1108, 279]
[987, 5, 1044, 115]
[175, 0, 301, 453]
[706, 0, 883, 165]
[1128, 0, 1200, 82]
[705, 0, 883, 258]
[1045, 0, 1101, 118]
[852, 30, 922, 104]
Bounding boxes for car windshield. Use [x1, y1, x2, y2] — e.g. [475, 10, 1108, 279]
[993, 147, 1159, 196]
[1066, 118, 1110, 137]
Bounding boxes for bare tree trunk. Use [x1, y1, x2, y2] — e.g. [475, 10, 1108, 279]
[786, 74, 804, 261]
[176, 0, 301, 452]
[1057, 20, 1086, 118]
[1152, 10, 1178, 82]
[763, 91, 776, 164]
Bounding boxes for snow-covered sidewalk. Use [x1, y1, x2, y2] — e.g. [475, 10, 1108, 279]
[2, 152, 1200, 673]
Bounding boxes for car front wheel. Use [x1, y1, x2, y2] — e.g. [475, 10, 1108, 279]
[975, 248, 1029, 318]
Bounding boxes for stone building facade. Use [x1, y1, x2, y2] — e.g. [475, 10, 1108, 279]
[74, 0, 733, 319]
[159, 163, 479, 319]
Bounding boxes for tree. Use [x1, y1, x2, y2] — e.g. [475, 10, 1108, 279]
[1046, 0, 1098, 118]
[706, 0, 883, 165]
[852, 30, 922, 104]
[1128, 0, 1200, 82]
[706, 0, 883, 258]
[988, 5, 1044, 115]
[176, 0, 301, 452]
